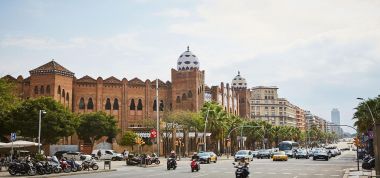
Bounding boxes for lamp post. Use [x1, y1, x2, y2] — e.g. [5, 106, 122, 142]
[38, 110, 46, 154]
[156, 79, 160, 156]
[203, 105, 211, 152]
[227, 125, 263, 156]
[357, 97, 378, 175]
[328, 124, 359, 171]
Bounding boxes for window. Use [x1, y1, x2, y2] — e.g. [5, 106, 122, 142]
[62, 89, 65, 98]
[265, 96, 267, 99]
[87, 98, 94, 109]
[130, 99, 136, 110]
[182, 93, 187, 100]
[105, 98, 111, 110]
[188, 91, 193, 98]
[153, 100, 157, 111]
[58, 85, 61, 94]
[40, 86, 44, 94]
[113, 98, 119, 110]
[34, 86, 38, 94]
[137, 99, 143, 110]
[176, 96, 181, 103]
[46, 85, 51, 94]
[271, 107, 275, 109]
[66, 92, 69, 101]
[265, 107, 268, 109]
[79, 97, 85, 109]
[159, 100, 164, 111]
[169, 103, 172, 111]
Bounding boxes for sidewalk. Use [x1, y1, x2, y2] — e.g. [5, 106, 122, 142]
[343, 168, 376, 178]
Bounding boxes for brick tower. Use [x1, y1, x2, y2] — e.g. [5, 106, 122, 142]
[171, 47, 205, 112]
[231, 71, 251, 118]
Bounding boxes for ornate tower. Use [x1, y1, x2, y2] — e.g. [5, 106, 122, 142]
[171, 47, 205, 112]
[231, 71, 251, 118]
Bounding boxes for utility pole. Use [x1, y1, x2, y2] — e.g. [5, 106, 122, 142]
[38, 110, 46, 154]
[156, 79, 160, 156]
[203, 106, 210, 152]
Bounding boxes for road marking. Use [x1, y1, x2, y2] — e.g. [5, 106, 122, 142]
[192, 173, 208, 178]
[267, 172, 277, 174]
[293, 176, 298, 178]
[298, 173, 308, 175]
[314, 174, 324, 176]
[224, 172, 234, 174]
[283, 173, 292, 174]
[330, 175, 340, 177]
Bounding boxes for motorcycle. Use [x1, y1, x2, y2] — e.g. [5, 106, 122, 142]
[190, 159, 200, 172]
[34, 161, 46, 175]
[60, 159, 72, 173]
[362, 154, 375, 170]
[42, 161, 53, 174]
[126, 154, 142, 166]
[151, 153, 160, 165]
[50, 156, 62, 173]
[167, 158, 177, 170]
[66, 158, 79, 172]
[233, 162, 249, 178]
[82, 158, 99, 171]
[8, 160, 36, 176]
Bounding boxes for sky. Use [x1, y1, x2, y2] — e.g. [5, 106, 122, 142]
[1, 0, 380, 134]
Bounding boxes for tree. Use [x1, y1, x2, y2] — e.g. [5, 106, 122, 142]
[119, 131, 138, 151]
[201, 102, 228, 151]
[76, 111, 118, 149]
[9, 97, 77, 144]
[353, 96, 380, 134]
[0, 78, 20, 139]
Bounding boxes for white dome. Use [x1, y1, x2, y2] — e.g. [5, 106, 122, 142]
[232, 71, 247, 88]
[177, 46, 200, 71]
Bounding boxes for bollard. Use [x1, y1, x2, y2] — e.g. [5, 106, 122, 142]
[104, 159, 111, 170]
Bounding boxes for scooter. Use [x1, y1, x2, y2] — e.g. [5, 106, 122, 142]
[8, 160, 36, 176]
[60, 158, 72, 173]
[362, 154, 375, 170]
[50, 156, 62, 173]
[233, 162, 249, 178]
[151, 153, 160, 165]
[126, 154, 142, 166]
[81, 158, 99, 171]
[167, 158, 177, 170]
[190, 159, 200, 172]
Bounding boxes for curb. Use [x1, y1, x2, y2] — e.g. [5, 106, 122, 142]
[0, 169, 116, 178]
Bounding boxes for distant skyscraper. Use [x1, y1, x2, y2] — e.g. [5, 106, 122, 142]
[331, 108, 340, 125]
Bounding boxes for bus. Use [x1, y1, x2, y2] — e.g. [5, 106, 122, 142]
[278, 141, 299, 151]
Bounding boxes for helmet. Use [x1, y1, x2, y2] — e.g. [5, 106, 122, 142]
[171, 150, 175, 154]
[193, 152, 198, 155]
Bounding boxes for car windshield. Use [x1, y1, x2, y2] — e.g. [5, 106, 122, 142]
[236, 151, 248, 155]
[198, 153, 209, 157]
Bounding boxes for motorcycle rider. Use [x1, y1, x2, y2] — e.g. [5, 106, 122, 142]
[169, 151, 176, 159]
[191, 152, 199, 161]
[237, 157, 250, 176]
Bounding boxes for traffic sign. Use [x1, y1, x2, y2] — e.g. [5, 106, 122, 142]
[11, 133, 16, 141]
[150, 129, 157, 138]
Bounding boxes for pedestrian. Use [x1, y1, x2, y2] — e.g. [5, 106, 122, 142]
[123, 150, 129, 160]
[97, 150, 102, 159]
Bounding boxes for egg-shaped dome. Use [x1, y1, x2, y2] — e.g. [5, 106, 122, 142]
[232, 71, 247, 88]
[177, 46, 200, 71]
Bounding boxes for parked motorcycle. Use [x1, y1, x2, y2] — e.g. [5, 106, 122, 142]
[167, 158, 177, 170]
[66, 158, 78, 172]
[34, 161, 46, 175]
[42, 161, 53, 174]
[151, 153, 160, 165]
[8, 160, 36, 176]
[126, 154, 142, 166]
[82, 158, 99, 171]
[233, 162, 249, 178]
[50, 156, 62, 173]
[362, 154, 375, 170]
[60, 158, 72, 173]
[190, 159, 200, 172]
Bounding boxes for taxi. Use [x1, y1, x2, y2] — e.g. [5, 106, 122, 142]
[272, 151, 288, 161]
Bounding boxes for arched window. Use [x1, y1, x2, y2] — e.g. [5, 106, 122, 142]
[130, 99, 136, 110]
[62, 89, 65, 98]
[57, 85, 61, 94]
[137, 99, 143, 110]
[182, 93, 187, 100]
[187, 90, 193, 98]
[113, 98, 119, 110]
[40, 86, 44, 94]
[66, 92, 69, 101]
[159, 100, 164, 111]
[153, 100, 157, 111]
[105, 98, 111, 110]
[46, 85, 51, 94]
[34, 86, 38, 94]
[87, 98, 94, 109]
[176, 96, 181, 103]
[79, 97, 85, 109]
[169, 103, 172, 111]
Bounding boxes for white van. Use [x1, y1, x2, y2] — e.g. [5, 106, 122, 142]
[92, 149, 123, 161]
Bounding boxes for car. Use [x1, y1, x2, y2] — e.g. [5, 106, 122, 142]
[234, 150, 253, 162]
[257, 149, 271, 159]
[295, 150, 309, 159]
[272, 151, 288, 161]
[54, 150, 69, 159]
[62, 152, 86, 160]
[252, 151, 259, 157]
[198, 152, 217, 164]
[92, 149, 123, 161]
[313, 150, 329, 161]
[284, 150, 294, 158]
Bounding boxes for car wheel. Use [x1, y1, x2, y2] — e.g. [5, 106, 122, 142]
[313, 157, 316, 160]
[207, 159, 210, 164]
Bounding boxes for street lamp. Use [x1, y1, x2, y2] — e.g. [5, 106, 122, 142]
[203, 106, 211, 152]
[38, 110, 46, 154]
[357, 98, 376, 125]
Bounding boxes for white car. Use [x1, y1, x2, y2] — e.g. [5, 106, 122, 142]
[62, 152, 86, 160]
[234, 150, 253, 162]
[92, 149, 123, 161]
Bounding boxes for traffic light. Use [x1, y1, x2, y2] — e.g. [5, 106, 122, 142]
[353, 137, 361, 148]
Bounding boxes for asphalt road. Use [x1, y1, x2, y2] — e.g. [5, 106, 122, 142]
[66, 150, 356, 178]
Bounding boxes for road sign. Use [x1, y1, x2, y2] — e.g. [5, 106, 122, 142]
[150, 129, 157, 138]
[11, 133, 16, 141]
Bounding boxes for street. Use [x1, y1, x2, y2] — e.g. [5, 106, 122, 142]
[67, 151, 356, 178]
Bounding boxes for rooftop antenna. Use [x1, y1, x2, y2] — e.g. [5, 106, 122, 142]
[187, 46, 190, 52]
